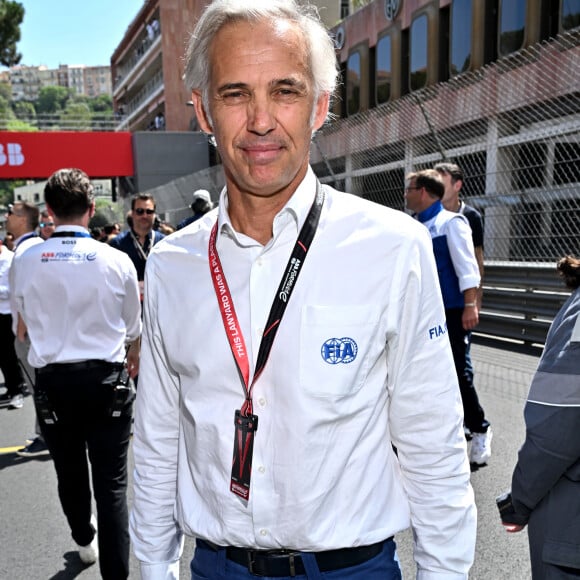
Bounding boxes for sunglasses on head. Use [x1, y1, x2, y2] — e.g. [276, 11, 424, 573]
[7, 204, 22, 216]
[134, 208, 155, 215]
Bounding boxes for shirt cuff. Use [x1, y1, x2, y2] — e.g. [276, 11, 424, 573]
[417, 571, 468, 580]
[139, 560, 180, 580]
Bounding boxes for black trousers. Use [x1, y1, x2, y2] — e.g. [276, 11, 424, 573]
[0, 313, 24, 396]
[445, 308, 489, 433]
[36, 361, 132, 580]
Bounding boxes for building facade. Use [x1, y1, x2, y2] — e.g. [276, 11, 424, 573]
[7, 64, 112, 102]
[307, 0, 580, 263]
[111, 0, 348, 133]
[13, 179, 113, 207]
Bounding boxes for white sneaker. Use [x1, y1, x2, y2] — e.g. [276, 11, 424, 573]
[78, 536, 99, 565]
[470, 428, 493, 465]
[78, 514, 99, 565]
[9, 394, 24, 409]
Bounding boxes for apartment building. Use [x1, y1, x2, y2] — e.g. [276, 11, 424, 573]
[13, 179, 113, 207]
[111, 0, 348, 133]
[8, 64, 112, 102]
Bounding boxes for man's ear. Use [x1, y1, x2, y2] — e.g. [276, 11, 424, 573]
[312, 92, 330, 132]
[191, 90, 213, 134]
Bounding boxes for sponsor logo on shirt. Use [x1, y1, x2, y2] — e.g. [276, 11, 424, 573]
[40, 251, 97, 263]
[321, 337, 358, 364]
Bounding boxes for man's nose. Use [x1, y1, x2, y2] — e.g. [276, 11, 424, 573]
[247, 96, 276, 135]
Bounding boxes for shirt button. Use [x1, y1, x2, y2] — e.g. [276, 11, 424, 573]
[258, 397, 266, 407]
[258, 465, 265, 474]
[257, 258, 263, 267]
[260, 529, 268, 537]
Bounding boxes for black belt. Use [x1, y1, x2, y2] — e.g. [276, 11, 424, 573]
[37, 360, 121, 375]
[198, 538, 390, 577]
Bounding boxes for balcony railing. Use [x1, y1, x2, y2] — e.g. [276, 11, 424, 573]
[115, 69, 164, 131]
[113, 26, 161, 93]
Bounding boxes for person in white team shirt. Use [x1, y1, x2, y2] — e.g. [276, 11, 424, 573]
[6, 201, 47, 454]
[0, 238, 25, 409]
[13, 168, 141, 579]
[130, 2, 476, 579]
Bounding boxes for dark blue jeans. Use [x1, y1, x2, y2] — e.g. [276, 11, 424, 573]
[191, 538, 402, 579]
[445, 308, 489, 433]
[36, 362, 132, 580]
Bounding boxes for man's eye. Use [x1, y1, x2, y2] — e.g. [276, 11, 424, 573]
[222, 92, 247, 102]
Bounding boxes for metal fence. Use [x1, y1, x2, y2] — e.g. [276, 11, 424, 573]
[310, 28, 580, 264]
[0, 114, 118, 132]
[151, 30, 580, 264]
[477, 262, 571, 347]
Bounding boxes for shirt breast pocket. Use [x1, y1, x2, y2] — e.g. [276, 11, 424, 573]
[300, 305, 380, 398]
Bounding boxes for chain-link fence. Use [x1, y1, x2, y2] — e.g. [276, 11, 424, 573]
[311, 28, 580, 263]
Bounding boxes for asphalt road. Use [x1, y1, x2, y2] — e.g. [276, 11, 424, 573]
[0, 341, 538, 579]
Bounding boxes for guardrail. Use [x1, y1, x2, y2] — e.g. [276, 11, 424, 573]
[476, 263, 571, 347]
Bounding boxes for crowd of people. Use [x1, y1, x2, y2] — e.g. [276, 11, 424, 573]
[1, 1, 578, 579]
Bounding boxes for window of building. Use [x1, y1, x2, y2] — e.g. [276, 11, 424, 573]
[376, 33, 392, 104]
[410, 14, 428, 91]
[341, 0, 349, 19]
[347, 51, 361, 116]
[34, 193, 39, 202]
[499, 0, 526, 56]
[562, 0, 580, 30]
[450, 0, 472, 75]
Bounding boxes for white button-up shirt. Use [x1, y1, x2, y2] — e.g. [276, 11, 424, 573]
[131, 168, 476, 580]
[13, 225, 141, 367]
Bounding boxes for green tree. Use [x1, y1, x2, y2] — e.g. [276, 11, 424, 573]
[60, 101, 91, 131]
[0, 179, 24, 207]
[36, 85, 73, 115]
[12, 99, 35, 121]
[0, 81, 11, 101]
[90, 198, 124, 229]
[6, 117, 37, 131]
[0, 0, 24, 67]
[0, 94, 15, 129]
[89, 94, 113, 113]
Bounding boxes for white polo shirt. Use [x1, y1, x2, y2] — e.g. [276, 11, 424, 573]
[13, 225, 141, 368]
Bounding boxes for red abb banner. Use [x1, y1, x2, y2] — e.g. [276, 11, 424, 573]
[0, 132, 134, 179]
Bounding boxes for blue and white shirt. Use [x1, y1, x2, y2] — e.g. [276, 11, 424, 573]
[416, 201, 480, 309]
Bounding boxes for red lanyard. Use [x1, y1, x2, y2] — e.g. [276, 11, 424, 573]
[208, 182, 324, 416]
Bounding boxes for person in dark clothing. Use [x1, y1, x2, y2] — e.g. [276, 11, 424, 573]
[109, 193, 165, 302]
[500, 255, 580, 579]
[177, 189, 215, 230]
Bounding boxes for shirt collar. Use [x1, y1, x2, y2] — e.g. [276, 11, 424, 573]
[54, 225, 90, 235]
[417, 200, 443, 223]
[216, 167, 318, 246]
[14, 230, 38, 248]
